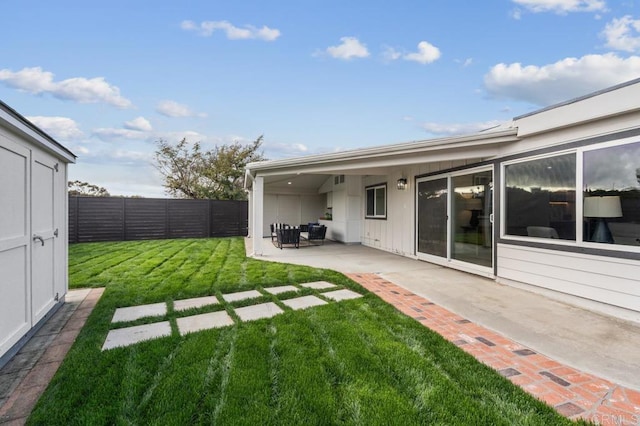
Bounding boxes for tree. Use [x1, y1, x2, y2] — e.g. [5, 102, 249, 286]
[68, 180, 110, 197]
[154, 136, 265, 200]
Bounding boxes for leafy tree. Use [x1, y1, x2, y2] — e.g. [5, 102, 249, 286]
[68, 180, 110, 197]
[154, 136, 265, 200]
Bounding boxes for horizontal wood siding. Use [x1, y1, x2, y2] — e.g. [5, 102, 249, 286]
[77, 197, 124, 242]
[497, 243, 640, 312]
[210, 200, 248, 237]
[124, 198, 167, 240]
[168, 200, 209, 239]
[69, 197, 247, 243]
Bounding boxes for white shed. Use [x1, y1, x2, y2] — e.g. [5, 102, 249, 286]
[0, 100, 75, 365]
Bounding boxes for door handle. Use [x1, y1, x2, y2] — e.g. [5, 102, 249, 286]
[33, 235, 44, 246]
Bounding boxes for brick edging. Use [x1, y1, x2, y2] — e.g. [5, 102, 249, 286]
[347, 273, 640, 425]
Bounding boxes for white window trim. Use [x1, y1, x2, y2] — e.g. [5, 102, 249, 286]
[500, 136, 640, 253]
[500, 149, 578, 245]
[365, 183, 387, 219]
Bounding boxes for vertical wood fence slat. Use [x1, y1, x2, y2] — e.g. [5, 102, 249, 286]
[68, 196, 248, 243]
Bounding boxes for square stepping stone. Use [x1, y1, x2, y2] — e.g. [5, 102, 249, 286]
[222, 290, 262, 303]
[111, 302, 167, 323]
[264, 285, 298, 295]
[301, 281, 336, 290]
[102, 321, 171, 350]
[282, 295, 327, 310]
[177, 311, 234, 335]
[235, 302, 283, 322]
[322, 289, 362, 302]
[174, 296, 219, 311]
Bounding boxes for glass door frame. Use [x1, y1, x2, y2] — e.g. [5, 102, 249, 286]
[415, 165, 495, 278]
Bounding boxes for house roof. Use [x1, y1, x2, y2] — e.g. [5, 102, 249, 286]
[246, 78, 640, 189]
[246, 126, 518, 183]
[514, 76, 640, 121]
[0, 99, 76, 163]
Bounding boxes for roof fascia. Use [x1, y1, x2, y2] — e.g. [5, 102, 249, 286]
[514, 78, 640, 137]
[247, 128, 518, 174]
[0, 100, 76, 163]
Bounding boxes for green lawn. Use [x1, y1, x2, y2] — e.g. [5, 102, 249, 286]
[29, 238, 580, 425]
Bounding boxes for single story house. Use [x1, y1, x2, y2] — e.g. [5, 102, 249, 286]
[245, 78, 640, 323]
[0, 100, 75, 366]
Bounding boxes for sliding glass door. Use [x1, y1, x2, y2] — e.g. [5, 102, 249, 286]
[417, 178, 448, 257]
[416, 168, 494, 274]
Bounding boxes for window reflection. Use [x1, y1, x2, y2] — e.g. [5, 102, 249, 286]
[417, 179, 447, 257]
[584, 141, 640, 246]
[452, 171, 492, 267]
[505, 154, 576, 240]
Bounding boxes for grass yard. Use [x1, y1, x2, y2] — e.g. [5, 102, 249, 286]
[29, 238, 581, 425]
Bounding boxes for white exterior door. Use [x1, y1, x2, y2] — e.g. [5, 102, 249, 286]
[31, 151, 59, 324]
[0, 137, 31, 356]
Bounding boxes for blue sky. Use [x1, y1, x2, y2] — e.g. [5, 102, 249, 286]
[2, 0, 640, 197]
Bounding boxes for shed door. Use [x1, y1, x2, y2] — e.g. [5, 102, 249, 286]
[0, 138, 31, 355]
[31, 151, 59, 324]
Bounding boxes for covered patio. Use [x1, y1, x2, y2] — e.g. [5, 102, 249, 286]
[246, 237, 640, 393]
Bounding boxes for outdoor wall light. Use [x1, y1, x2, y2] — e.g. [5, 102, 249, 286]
[396, 178, 408, 190]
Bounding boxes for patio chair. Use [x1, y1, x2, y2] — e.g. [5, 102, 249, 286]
[270, 223, 289, 241]
[276, 227, 300, 249]
[307, 225, 327, 245]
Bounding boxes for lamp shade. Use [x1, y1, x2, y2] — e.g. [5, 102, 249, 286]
[583, 196, 622, 218]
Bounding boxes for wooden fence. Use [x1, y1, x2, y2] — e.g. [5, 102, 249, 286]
[68, 196, 248, 243]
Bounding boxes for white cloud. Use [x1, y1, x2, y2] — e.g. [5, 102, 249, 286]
[324, 37, 370, 60]
[75, 146, 90, 155]
[602, 15, 640, 52]
[92, 128, 148, 141]
[263, 141, 310, 159]
[381, 46, 402, 62]
[110, 149, 152, 162]
[156, 130, 209, 144]
[0, 67, 132, 108]
[156, 100, 206, 118]
[420, 120, 505, 136]
[403, 41, 441, 64]
[181, 20, 280, 41]
[381, 42, 442, 65]
[511, 0, 606, 14]
[124, 116, 152, 132]
[26, 116, 84, 140]
[484, 53, 640, 105]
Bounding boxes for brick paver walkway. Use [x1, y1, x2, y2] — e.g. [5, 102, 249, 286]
[0, 288, 104, 425]
[348, 273, 640, 426]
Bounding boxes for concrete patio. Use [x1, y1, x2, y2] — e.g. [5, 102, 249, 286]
[246, 237, 640, 392]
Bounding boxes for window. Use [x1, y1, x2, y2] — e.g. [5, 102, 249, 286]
[504, 153, 576, 240]
[366, 184, 386, 219]
[583, 141, 640, 246]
